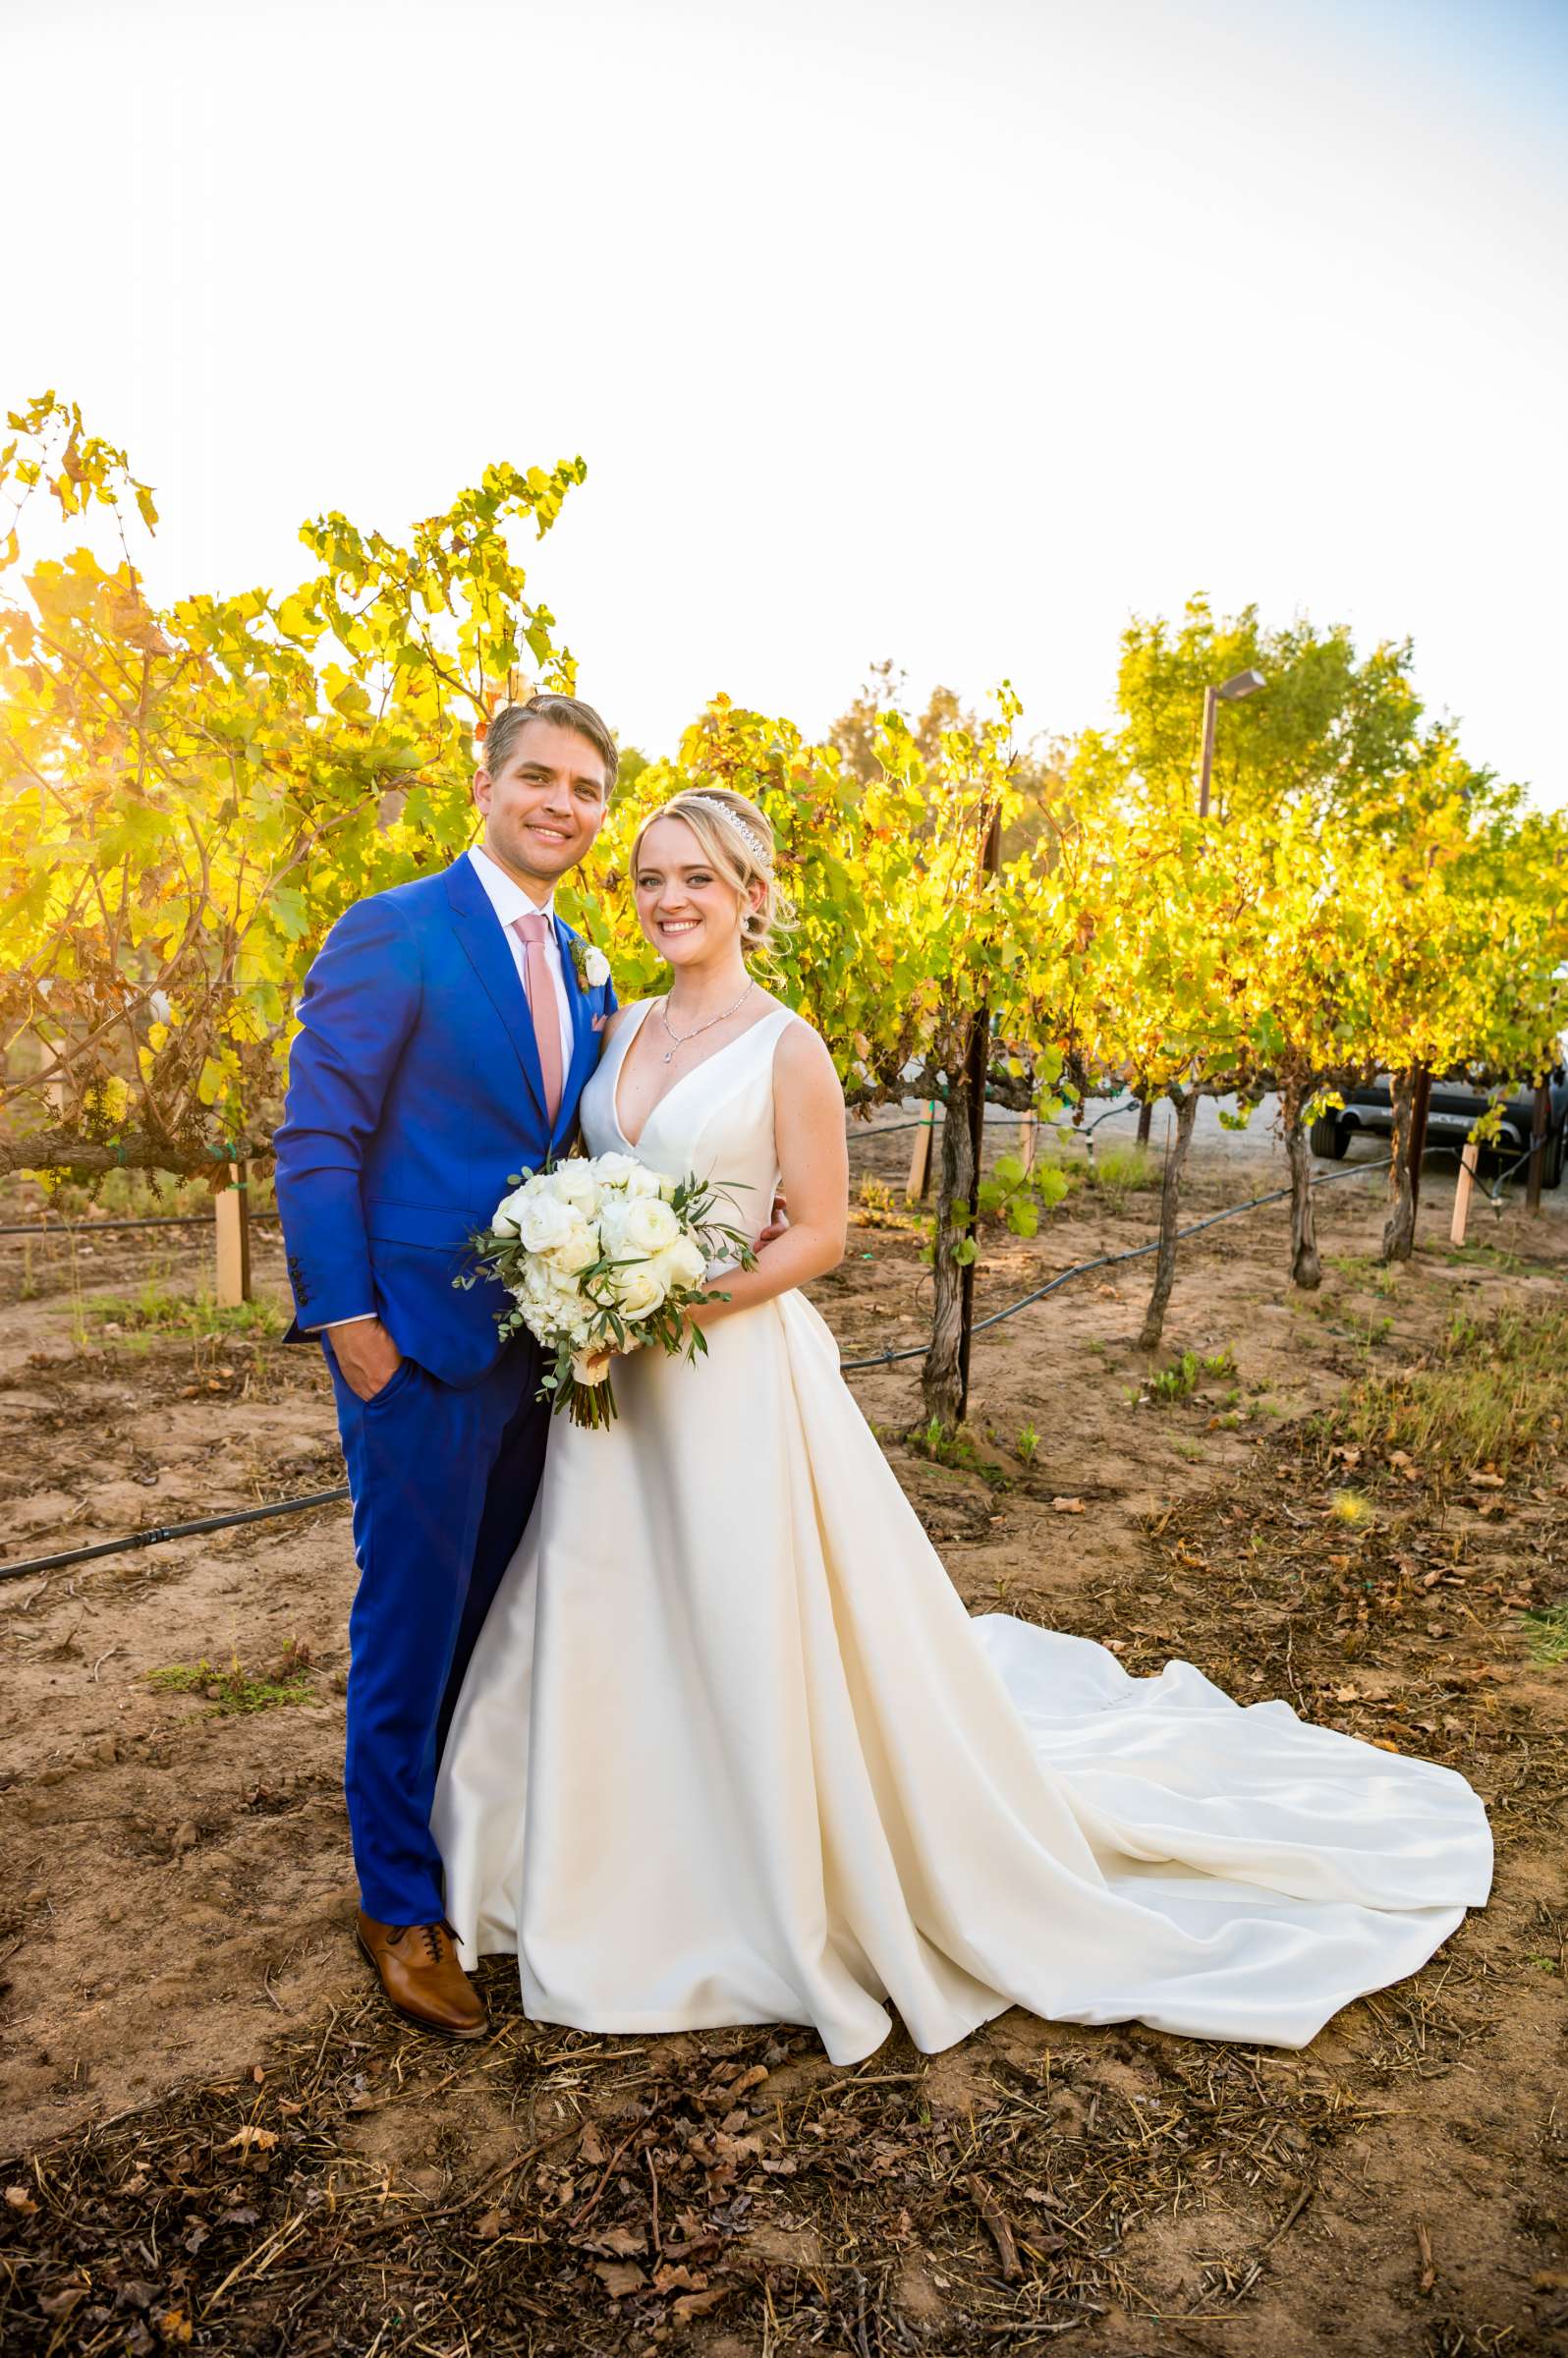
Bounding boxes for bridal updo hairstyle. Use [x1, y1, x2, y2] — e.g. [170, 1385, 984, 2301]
[633, 788, 795, 962]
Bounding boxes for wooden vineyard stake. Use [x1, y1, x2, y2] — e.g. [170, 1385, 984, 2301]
[1527, 1082, 1548, 1214]
[906, 1106, 936, 1203]
[1019, 1112, 1038, 1173]
[1449, 1137, 1479, 1247]
[214, 1161, 252, 1306]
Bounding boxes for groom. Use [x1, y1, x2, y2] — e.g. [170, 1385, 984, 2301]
[275, 694, 617, 2040]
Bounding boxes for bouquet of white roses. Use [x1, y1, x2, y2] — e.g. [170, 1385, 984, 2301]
[460, 1153, 755, 1428]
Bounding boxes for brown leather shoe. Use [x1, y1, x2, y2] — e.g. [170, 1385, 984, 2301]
[356, 1911, 488, 2041]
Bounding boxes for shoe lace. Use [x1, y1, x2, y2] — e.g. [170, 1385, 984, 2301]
[390, 1920, 458, 1968]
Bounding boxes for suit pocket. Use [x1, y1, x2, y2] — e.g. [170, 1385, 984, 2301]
[363, 1355, 420, 1410]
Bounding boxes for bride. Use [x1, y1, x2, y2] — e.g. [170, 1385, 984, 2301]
[432, 788, 1491, 2066]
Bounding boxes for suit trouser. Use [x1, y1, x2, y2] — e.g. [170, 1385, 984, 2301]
[324, 1340, 549, 1926]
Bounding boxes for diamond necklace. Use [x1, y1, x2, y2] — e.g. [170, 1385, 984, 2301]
[657, 980, 756, 1064]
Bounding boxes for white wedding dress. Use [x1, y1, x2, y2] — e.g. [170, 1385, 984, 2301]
[433, 1002, 1492, 2065]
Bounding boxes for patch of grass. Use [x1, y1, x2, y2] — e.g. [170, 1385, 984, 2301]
[147, 1643, 316, 1714]
[1016, 1423, 1040, 1463]
[83, 1277, 286, 1344]
[1086, 1142, 1157, 1205]
[1327, 1253, 1401, 1301]
[1444, 1241, 1525, 1275]
[851, 1176, 922, 1233]
[1520, 1602, 1568, 1666]
[1148, 1351, 1202, 1404]
[1146, 1346, 1233, 1404]
[910, 1417, 1012, 1491]
[1321, 1300, 1568, 1478]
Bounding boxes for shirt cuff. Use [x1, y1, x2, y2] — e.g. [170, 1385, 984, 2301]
[305, 1313, 378, 1331]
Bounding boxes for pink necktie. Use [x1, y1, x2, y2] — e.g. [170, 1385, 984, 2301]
[513, 912, 563, 1125]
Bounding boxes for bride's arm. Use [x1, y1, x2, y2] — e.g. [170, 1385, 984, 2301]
[687, 1023, 848, 1327]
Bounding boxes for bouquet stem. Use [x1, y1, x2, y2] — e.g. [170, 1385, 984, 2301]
[566, 1376, 619, 1429]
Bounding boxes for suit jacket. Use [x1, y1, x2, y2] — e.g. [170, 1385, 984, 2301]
[274, 855, 616, 1386]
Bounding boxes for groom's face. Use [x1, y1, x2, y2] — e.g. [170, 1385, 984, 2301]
[474, 719, 610, 892]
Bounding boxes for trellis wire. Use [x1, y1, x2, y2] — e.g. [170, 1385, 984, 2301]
[0, 1147, 1394, 1584]
[0, 1129, 1550, 1584]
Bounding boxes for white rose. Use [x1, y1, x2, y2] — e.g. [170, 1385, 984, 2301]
[546, 1216, 599, 1277]
[595, 1195, 635, 1254]
[588, 1151, 640, 1188]
[491, 1183, 532, 1236]
[610, 1261, 668, 1320]
[623, 1164, 663, 1199]
[551, 1160, 603, 1216]
[582, 945, 612, 988]
[622, 1198, 680, 1254]
[649, 1234, 707, 1293]
[519, 1194, 576, 1255]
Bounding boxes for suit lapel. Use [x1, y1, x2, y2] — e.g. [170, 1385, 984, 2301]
[443, 856, 548, 1129]
[554, 914, 598, 1148]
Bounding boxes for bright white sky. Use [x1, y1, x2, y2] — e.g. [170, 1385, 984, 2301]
[4, 0, 1565, 806]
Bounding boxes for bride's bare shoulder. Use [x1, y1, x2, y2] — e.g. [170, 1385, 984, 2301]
[773, 1008, 843, 1102]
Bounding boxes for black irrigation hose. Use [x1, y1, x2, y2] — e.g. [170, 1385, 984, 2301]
[0, 1133, 1549, 1585]
[836, 1152, 1398, 1372]
[0, 1487, 351, 1584]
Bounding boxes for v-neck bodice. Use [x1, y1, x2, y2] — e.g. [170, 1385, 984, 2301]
[581, 999, 797, 1250]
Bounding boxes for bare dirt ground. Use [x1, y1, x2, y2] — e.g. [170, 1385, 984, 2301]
[1, 1131, 1565, 2355]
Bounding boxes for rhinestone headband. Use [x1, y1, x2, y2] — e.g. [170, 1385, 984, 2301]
[681, 795, 771, 869]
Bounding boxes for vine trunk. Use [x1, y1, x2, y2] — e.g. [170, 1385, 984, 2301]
[1138, 1088, 1200, 1352]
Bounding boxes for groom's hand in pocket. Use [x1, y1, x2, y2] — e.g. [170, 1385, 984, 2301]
[330, 1316, 404, 1402]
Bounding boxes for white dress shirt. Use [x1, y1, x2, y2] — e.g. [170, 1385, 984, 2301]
[317, 844, 575, 1332]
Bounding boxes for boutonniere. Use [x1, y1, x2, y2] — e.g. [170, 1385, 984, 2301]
[569, 936, 612, 991]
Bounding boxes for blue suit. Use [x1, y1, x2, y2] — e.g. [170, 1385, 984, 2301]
[275, 853, 614, 1925]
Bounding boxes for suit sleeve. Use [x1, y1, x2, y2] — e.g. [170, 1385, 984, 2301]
[273, 895, 422, 1332]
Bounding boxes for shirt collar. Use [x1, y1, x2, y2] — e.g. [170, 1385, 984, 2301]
[468, 842, 556, 929]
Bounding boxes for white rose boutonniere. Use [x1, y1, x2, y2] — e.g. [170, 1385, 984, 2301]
[570, 936, 612, 991]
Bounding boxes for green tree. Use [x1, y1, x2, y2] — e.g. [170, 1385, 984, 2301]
[0, 393, 588, 1180]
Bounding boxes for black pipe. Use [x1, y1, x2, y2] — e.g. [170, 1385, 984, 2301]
[1, 1487, 351, 1584]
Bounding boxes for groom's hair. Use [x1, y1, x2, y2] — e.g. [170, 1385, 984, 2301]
[481, 695, 619, 798]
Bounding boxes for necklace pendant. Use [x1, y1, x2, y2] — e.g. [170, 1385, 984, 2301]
[663, 1048, 674, 1063]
